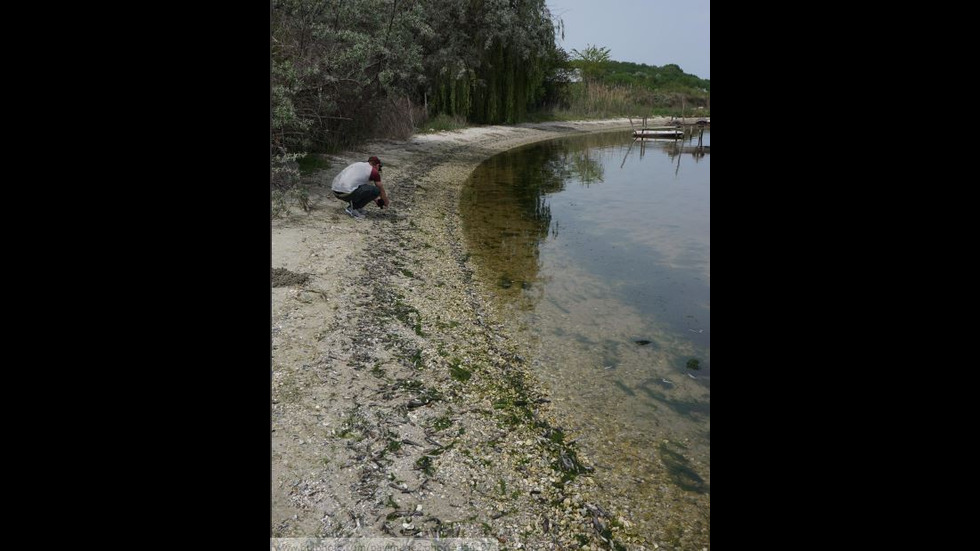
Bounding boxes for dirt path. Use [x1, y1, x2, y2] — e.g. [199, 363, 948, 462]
[272, 118, 705, 550]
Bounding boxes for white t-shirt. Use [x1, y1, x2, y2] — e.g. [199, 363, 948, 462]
[331, 162, 376, 193]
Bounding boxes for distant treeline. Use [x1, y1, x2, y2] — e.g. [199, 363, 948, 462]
[591, 60, 710, 95]
[271, 0, 710, 155]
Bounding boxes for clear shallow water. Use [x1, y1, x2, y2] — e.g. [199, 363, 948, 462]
[460, 129, 710, 543]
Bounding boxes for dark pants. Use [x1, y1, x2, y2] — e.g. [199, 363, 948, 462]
[334, 184, 380, 209]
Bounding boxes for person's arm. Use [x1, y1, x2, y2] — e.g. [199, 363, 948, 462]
[371, 166, 389, 207]
[376, 179, 389, 207]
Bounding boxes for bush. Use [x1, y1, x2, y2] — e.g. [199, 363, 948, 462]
[271, 151, 317, 217]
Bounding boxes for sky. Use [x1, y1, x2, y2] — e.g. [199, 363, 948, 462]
[545, 0, 710, 80]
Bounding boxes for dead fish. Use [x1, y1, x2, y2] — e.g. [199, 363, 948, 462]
[634, 339, 653, 345]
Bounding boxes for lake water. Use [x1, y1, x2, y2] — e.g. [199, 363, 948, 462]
[460, 128, 710, 545]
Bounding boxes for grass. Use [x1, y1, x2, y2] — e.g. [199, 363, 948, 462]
[392, 299, 425, 336]
[296, 154, 331, 175]
[432, 413, 453, 431]
[415, 455, 435, 476]
[408, 96, 708, 140]
[449, 359, 472, 382]
[524, 81, 709, 122]
[385, 494, 399, 509]
[422, 113, 468, 132]
[435, 317, 460, 330]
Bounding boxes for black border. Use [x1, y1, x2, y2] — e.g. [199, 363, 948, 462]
[137, 4, 273, 541]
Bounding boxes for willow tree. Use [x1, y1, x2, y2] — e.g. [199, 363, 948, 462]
[422, 0, 559, 124]
[271, 0, 566, 156]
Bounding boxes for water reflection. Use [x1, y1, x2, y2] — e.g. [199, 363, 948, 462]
[458, 132, 626, 294]
[460, 129, 710, 338]
[629, 128, 711, 177]
[460, 129, 710, 545]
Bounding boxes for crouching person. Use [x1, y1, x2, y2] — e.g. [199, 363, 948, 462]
[331, 155, 389, 219]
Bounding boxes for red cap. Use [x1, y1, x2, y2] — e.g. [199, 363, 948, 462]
[368, 156, 382, 167]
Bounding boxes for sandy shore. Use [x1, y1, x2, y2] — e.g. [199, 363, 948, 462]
[272, 118, 707, 550]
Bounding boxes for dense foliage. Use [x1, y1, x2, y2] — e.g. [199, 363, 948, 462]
[272, 0, 433, 153]
[594, 60, 710, 94]
[272, 0, 562, 154]
[566, 45, 709, 113]
[423, 0, 560, 125]
[271, 0, 710, 158]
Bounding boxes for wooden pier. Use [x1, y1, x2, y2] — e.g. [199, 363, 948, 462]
[628, 116, 709, 140]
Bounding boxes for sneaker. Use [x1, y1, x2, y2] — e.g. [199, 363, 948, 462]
[344, 205, 364, 219]
[355, 207, 367, 216]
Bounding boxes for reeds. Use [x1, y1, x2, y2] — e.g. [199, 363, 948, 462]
[555, 82, 708, 120]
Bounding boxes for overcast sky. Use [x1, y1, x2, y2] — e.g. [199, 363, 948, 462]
[546, 0, 710, 80]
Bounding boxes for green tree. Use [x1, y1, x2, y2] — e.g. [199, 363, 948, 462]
[271, 0, 564, 146]
[422, 0, 561, 124]
[271, 0, 431, 153]
[570, 44, 611, 84]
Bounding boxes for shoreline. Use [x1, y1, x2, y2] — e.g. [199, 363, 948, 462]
[272, 117, 706, 549]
